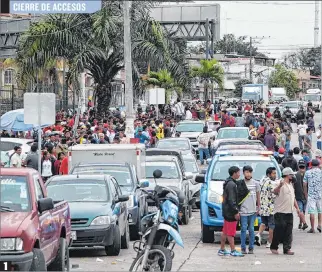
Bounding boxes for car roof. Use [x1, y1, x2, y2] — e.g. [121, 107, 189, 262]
[48, 175, 111, 181]
[218, 156, 272, 162]
[146, 156, 178, 162]
[74, 163, 129, 167]
[158, 138, 190, 142]
[1, 138, 34, 144]
[0, 167, 38, 176]
[177, 120, 204, 124]
[218, 127, 249, 131]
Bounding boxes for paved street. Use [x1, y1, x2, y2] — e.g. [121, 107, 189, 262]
[70, 113, 322, 271]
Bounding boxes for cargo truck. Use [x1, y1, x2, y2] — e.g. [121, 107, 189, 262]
[242, 84, 269, 103]
[304, 89, 321, 112]
[269, 87, 288, 102]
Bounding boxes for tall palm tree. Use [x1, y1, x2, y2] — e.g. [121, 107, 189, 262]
[191, 59, 225, 102]
[16, 1, 189, 115]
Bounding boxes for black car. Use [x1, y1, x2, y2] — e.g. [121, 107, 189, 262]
[69, 163, 149, 240]
[45, 175, 129, 256]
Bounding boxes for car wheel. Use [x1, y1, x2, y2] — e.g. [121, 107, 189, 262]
[48, 237, 70, 271]
[30, 248, 46, 271]
[181, 207, 189, 225]
[121, 222, 130, 249]
[105, 225, 121, 256]
[202, 224, 214, 243]
[188, 204, 192, 218]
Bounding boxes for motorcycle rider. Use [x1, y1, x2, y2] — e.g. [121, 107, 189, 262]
[296, 106, 306, 123]
[273, 107, 281, 120]
[284, 106, 292, 120]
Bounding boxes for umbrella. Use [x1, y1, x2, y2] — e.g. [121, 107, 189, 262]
[0, 109, 50, 131]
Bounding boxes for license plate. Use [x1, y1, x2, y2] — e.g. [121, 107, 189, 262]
[148, 206, 158, 213]
[71, 231, 77, 240]
[239, 218, 258, 227]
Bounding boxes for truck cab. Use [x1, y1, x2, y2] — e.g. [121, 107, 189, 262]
[304, 89, 321, 112]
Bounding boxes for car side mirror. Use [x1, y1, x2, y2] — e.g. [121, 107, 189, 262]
[116, 195, 129, 203]
[194, 174, 205, 184]
[38, 197, 54, 214]
[185, 172, 194, 179]
[139, 180, 149, 188]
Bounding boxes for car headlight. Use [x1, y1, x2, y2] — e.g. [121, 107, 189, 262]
[1, 238, 23, 251]
[126, 195, 135, 208]
[90, 216, 111, 226]
[207, 190, 223, 204]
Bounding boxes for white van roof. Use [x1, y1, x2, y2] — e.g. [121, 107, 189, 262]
[69, 144, 145, 151]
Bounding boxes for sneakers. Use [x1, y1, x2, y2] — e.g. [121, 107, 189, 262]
[298, 223, 302, 229]
[317, 226, 321, 233]
[248, 249, 254, 254]
[218, 249, 231, 256]
[241, 248, 247, 255]
[307, 228, 315, 233]
[266, 242, 271, 248]
[230, 250, 245, 257]
[255, 234, 261, 246]
[302, 223, 308, 231]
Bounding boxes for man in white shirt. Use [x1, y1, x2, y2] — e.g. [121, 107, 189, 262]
[185, 107, 192, 120]
[10, 146, 22, 168]
[174, 99, 185, 121]
[297, 121, 307, 150]
[317, 124, 321, 150]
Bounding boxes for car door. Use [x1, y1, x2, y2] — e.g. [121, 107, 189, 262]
[33, 175, 54, 262]
[112, 178, 127, 233]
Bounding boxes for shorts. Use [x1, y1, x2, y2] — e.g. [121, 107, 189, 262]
[260, 215, 275, 229]
[223, 220, 237, 237]
[307, 198, 322, 214]
[297, 200, 307, 213]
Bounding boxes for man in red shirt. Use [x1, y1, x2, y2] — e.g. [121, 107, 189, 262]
[244, 103, 252, 111]
[59, 156, 69, 175]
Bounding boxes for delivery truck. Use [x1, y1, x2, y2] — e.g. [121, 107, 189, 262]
[304, 89, 321, 112]
[270, 87, 288, 102]
[68, 144, 146, 179]
[242, 84, 269, 103]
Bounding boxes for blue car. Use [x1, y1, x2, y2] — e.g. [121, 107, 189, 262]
[194, 151, 282, 243]
[46, 175, 130, 256]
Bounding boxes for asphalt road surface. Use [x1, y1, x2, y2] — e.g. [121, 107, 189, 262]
[70, 113, 322, 271]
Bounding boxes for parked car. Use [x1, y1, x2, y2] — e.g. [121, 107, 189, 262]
[214, 140, 266, 155]
[0, 168, 71, 271]
[194, 151, 281, 243]
[69, 163, 149, 240]
[46, 175, 130, 256]
[156, 138, 196, 155]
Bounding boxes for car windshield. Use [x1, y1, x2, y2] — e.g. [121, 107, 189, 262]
[217, 129, 249, 139]
[211, 160, 280, 181]
[71, 166, 132, 187]
[146, 161, 180, 179]
[176, 123, 204, 132]
[0, 176, 30, 212]
[183, 158, 199, 173]
[281, 102, 299, 108]
[304, 94, 321, 101]
[157, 139, 190, 150]
[47, 179, 109, 202]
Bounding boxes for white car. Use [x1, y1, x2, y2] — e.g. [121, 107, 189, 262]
[212, 127, 250, 152]
[0, 138, 34, 159]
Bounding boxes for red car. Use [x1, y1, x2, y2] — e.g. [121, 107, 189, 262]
[0, 168, 72, 271]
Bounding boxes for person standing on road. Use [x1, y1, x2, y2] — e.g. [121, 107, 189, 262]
[297, 121, 307, 150]
[270, 167, 301, 255]
[294, 160, 309, 230]
[316, 124, 321, 150]
[196, 126, 211, 165]
[239, 166, 260, 255]
[255, 167, 278, 248]
[303, 128, 313, 158]
[24, 144, 39, 171]
[303, 159, 322, 233]
[218, 166, 244, 257]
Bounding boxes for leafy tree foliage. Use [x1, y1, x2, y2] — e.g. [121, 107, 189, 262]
[234, 78, 252, 97]
[268, 64, 299, 98]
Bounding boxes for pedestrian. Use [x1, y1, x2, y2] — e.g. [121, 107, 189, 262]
[264, 129, 276, 151]
[196, 126, 211, 165]
[317, 124, 321, 150]
[218, 166, 244, 257]
[281, 150, 298, 172]
[255, 167, 278, 248]
[303, 128, 313, 158]
[293, 147, 303, 163]
[297, 120, 307, 150]
[270, 167, 301, 255]
[24, 143, 39, 171]
[41, 151, 54, 181]
[10, 146, 22, 168]
[294, 159, 309, 230]
[239, 166, 260, 254]
[303, 159, 322, 233]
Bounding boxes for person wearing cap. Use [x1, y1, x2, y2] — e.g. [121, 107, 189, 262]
[308, 150, 322, 169]
[303, 159, 322, 233]
[270, 167, 301, 255]
[317, 124, 321, 150]
[135, 128, 150, 145]
[294, 160, 309, 230]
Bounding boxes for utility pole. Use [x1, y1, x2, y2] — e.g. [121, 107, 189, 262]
[320, 0, 322, 122]
[249, 37, 252, 82]
[314, 1, 319, 47]
[123, 1, 135, 137]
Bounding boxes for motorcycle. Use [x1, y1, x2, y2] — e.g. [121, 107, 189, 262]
[130, 170, 184, 272]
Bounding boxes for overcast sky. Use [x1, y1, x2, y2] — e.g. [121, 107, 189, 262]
[163, 1, 320, 60]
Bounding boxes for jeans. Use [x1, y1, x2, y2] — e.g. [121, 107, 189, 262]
[285, 141, 290, 153]
[240, 213, 256, 250]
[270, 213, 293, 253]
[317, 141, 321, 150]
[198, 148, 210, 164]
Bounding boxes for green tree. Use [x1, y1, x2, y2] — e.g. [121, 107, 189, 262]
[17, 2, 189, 115]
[234, 78, 252, 97]
[191, 59, 224, 102]
[268, 64, 299, 98]
[143, 69, 182, 103]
